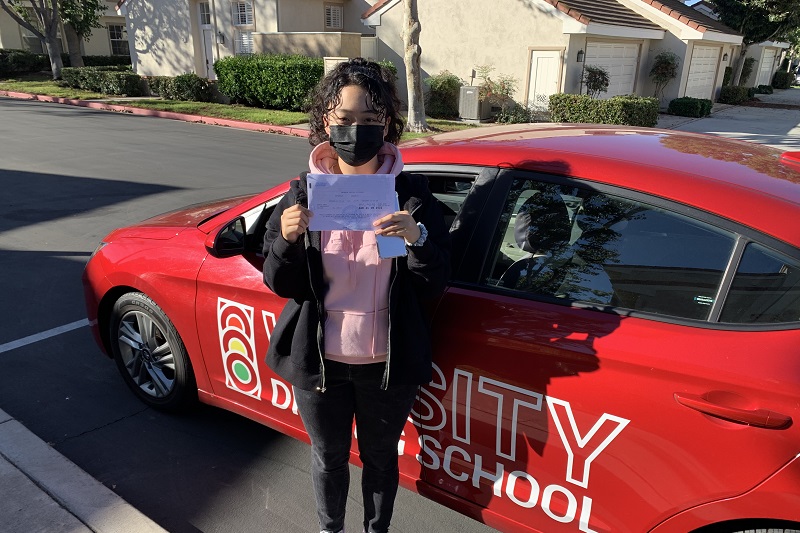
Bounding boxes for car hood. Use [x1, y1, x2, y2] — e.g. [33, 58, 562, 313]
[108, 195, 256, 241]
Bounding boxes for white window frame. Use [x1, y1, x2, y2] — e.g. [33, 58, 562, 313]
[235, 31, 253, 55]
[324, 3, 343, 30]
[108, 24, 130, 56]
[199, 2, 212, 26]
[232, 1, 254, 26]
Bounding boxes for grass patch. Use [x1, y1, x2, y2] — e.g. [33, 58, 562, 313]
[2, 74, 478, 137]
[0, 73, 105, 99]
[105, 99, 308, 126]
[401, 119, 477, 140]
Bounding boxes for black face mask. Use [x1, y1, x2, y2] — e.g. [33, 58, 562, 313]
[329, 125, 385, 167]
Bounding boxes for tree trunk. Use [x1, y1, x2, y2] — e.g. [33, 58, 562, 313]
[402, 0, 428, 133]
[65, 23, 84, 68]
[44, 36, 64, 79]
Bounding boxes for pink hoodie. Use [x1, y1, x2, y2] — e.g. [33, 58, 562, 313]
[308, 142, 405, 364]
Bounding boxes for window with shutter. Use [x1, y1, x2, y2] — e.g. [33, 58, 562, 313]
[235, 31, 253, 55]
[232, 1, 254, 26]
[324, 3, 343, 30]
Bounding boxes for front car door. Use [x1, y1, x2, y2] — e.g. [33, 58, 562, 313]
[418, 169, 800, 532]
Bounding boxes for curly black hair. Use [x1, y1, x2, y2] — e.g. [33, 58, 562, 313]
[307, 57, 405, 146]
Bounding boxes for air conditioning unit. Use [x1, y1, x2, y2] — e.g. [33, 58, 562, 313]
[459, 86, 492, 121]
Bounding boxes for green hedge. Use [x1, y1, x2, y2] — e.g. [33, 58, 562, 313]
[0, 49, 46, 76]
[773, 71, 792, 90]
[425, 70, 462, 119]
[667, 97, 712, 118]
[214, 54, 323, 111]
[146, 73, 212, 101]
[718, 85, 750, 104]
[549, 94, 659, 127]
[61, 66, 141, 95]
[0, 49, 131, 77]
[755, 84, 773, 94]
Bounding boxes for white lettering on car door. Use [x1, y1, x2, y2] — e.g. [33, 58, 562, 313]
[547, 397, 629, 489]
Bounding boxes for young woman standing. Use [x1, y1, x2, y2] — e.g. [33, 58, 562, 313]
[262, 58, 450, 533]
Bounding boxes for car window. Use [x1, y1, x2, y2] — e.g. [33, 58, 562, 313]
[483, 178, 737, 321]
[720, 243, 800, 324]
[245, 196, 283, 253]
[426, 175, 474, 230]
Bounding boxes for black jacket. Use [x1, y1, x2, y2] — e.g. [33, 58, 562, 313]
[262, 172, 451, 391]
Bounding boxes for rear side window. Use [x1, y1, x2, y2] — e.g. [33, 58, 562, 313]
[721, 243, 800, 324]
[483, 178, 737, 321]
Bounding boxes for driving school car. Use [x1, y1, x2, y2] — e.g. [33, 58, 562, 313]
[83, 124, 800, 533]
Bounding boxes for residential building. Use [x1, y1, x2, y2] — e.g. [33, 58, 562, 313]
[0, 1, 130, 58]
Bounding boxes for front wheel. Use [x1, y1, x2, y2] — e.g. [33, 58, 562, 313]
[109, 292, 197, 411]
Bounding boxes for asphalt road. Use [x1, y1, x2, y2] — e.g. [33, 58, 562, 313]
[0, 97, 497, 533]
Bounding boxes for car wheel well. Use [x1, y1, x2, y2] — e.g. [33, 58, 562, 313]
[98, 286, 139, 357]
[691, 519, 800, 533]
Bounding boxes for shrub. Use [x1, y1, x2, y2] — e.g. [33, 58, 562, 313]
[722, 66, 733, 87]
[718, 85, 750, 104]
[80, 55, 132, 68]
[377, 59, 398, 80]
[424, 70, 462, 119]
[582, 65, 610, 98]
[169, 73, 212, 101]
[739, 57, 756, 86]
[214, 54, 323, 110]
[549, 94, 658, 127]
[495, 102, 538, 124]
[649, 50, 680, 99]
[60, 66, 141, 95]
[747, 86, 757, 98]
[668, 97, 712, 117]
[772, 71, 792, 90]
[0, 49, 48, 76]
[99, 71, 142, 96]
[755, 84, 774, 94]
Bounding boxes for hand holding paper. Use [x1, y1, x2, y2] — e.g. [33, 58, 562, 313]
[307, 173, 397, 231]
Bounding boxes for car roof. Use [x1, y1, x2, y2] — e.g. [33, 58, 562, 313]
[401, 124, 800, 248]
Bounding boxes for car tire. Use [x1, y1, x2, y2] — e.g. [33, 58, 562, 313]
[109, 292, 197, 411]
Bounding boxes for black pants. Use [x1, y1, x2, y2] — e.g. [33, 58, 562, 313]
[293, 360, 418, 533]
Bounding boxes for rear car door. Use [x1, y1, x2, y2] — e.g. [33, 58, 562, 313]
[418, 169, 800, 533]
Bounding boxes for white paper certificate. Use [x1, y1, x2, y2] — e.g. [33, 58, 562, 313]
[307, 173, 397, 231]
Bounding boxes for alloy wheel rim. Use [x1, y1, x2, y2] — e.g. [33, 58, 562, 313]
[117, 311, 176, 398]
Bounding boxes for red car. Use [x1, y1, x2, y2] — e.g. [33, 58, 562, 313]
[83, 124, 800, 533]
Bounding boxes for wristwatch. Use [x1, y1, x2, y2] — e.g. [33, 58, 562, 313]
[406, 222, 428, 246]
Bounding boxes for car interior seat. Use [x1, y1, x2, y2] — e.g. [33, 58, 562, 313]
[499, 189, 574, 294]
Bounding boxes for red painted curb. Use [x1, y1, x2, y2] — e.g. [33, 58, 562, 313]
[0, 90, 311, 138]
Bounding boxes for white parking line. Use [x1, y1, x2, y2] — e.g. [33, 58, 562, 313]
[0, 319, 90, 354]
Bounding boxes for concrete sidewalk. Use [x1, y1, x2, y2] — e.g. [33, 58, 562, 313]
[0, 408, 167, 533]
[656, 87, 800, 150]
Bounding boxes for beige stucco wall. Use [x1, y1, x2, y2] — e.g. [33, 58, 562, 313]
[0, 10, 25, 49]
[276, 0, 372, 34]
[81, 13, 129, 56]
[372, 0, 571, 106]
[254, 31, 361, 57]
[124, 0, 196, 76]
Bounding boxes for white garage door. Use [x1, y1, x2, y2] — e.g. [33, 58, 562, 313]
[685, 46, 720, 100]
[756, 48, 777, 87]
[585, 42, 639, 98]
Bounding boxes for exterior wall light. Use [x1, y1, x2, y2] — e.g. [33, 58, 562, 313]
[577, 49, 585, 62]
[723, 53, 728, 61]
[217, 31, 225, 45]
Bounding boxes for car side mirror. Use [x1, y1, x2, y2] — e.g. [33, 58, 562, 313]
[207, 216, 246, 257]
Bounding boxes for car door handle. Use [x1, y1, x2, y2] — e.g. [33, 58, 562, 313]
[674, 392, 792, 429]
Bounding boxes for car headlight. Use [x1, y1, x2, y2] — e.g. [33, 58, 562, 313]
[89, 241, 109, 260]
